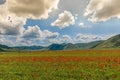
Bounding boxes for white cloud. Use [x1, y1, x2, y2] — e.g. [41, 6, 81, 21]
[51, 11, 75, 29]
[75, 33, 102, 42]
[0, 0, 60, 36]
[60, 35, 72, 43]
[6, 0, 59, 19]
[85, 0, 120, 22]
[0, 32, 115, 46]
[78, 22, 92, 28]
[0, 23, 25, 35]
[15, 25, 60, 46]
[0, 3, 26, 35]
[0, 13, 26, 35]
[49, 33, 114, 45]
[79, 22, 84, 26]
[75, 14, 78, 20]
[0, 36, 15, 46]
[21, 25, 59, 40]
[16, 38, 42, 46]
[43, 30, 59, 39]
[47, 33, 113, 45]
[75, 33, 114, 43]
[48, 38, 60, 44]
[46, 35, 72, 44]
[21, 26, 42, 39]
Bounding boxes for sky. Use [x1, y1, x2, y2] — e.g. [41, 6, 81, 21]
[0, 0, 120, 46]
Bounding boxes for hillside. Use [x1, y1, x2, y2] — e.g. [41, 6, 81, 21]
[47, 44, 65, 50]
[64, 43, 80, 50]
[0, 40, 105, 51]
[0, 34, 120, 51]
[47, 41, 103, 50]
[14, 46, 44, 51]
[95, 34, 120, 49]
[75, 41, 103, 49]
[0, 44, 11, 51]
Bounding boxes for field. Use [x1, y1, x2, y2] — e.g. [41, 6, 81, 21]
[0, 50, 120, 80]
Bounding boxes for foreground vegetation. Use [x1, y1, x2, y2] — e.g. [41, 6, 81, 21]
[0, 50, 120, 80]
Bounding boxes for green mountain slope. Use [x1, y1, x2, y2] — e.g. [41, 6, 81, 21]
[0, 44, 11, 51]
[75, 41, 104, 49]
[64, 43, 80, 50]
[47, 44, 66, 50]
[95, 34, 120, 49]
[14, 46, 44, 51]
[47, 41, 103, 50]
[1, 34, 120, 51]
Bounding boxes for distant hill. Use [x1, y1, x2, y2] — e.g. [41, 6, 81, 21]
[47, 41, 103, 50]
[0, 44, 11, 51]
[47, 44, 65, 50]
[14, 46, 44, 51]
[0, 34, 120, 51]
[0, 40, 107, 51]
[75, 41, 103, 49]
[95, 34, 120, 49]
[0, 48, 4, 51]
[64, 43, 80, 50]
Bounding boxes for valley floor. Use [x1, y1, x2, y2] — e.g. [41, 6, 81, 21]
[0, 50, 120, 80]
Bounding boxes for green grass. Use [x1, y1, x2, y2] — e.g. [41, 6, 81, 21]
[0, 50, 120, 80]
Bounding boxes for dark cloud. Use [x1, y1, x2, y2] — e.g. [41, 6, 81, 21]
[0, 18, 25, 35]
[7, 0, 59, 19]
[0, 0, 6, 5]
[85, 0, 120, 22]
[59, 0, 89, 15]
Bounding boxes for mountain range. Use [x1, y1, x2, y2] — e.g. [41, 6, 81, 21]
[0, 34, 120, 51]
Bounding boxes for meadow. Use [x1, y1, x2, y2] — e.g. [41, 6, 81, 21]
[0, 50, 120, 80]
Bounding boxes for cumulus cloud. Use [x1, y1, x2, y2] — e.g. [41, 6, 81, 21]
[78, 22, 92, 28]
[21, 26, 42, 39]
[48, 33, 112, 45]
[21, 25, 59, 40]
[0, 2, 26, 35]
[75, 33, 113, 43]
[7, 0, 59, 19]
[48, 39, 60, 44]
[75, 33, 102, 42]
[0, 36, 15, 46]
[79, 22, 84, 26]
[0, 0, 59, 37]
[85, 0, 120, 22]
[0, 0, 60, 35]
[51, 11, 75, 29]
[43, 30, 59, 39]
[0, 23, 25, 35]
[48, 33, 114, 45]
[0, 32, 115, 46]
[0, 14, 26, 35]
[45, 35, 72, 44]
[61, 35, 72, 43]
[15, 25, 60, 46]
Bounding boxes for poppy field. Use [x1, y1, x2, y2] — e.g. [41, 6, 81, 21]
[0, 50, 120, 80]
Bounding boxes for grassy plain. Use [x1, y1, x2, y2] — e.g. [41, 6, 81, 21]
[0, 50, 120, 80]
